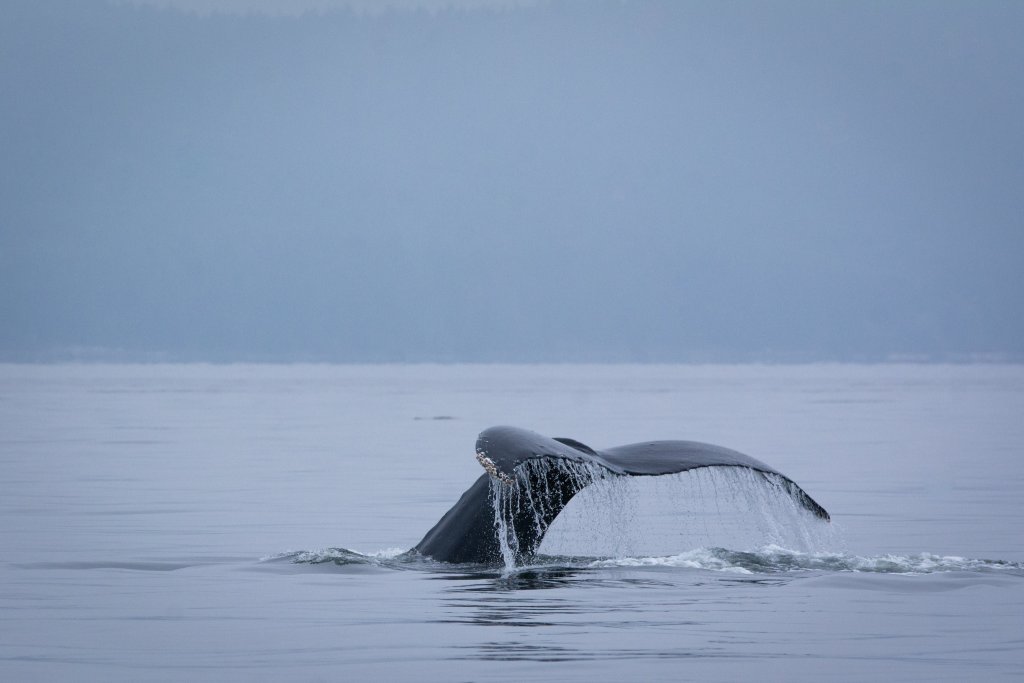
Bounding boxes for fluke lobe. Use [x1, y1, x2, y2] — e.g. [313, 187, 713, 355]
[414, 426, 830, 565]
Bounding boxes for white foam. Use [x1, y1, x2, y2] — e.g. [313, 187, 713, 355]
[269, 547, 375, 565]
[582, 545, 1024, 575]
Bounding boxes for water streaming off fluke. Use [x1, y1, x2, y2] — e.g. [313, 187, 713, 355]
[485, 458, 839, 570]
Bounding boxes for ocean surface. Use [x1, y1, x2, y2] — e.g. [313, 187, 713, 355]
[1, 363, 1022, 681]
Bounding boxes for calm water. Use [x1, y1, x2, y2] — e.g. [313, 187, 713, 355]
[1, 364, 1022, 681]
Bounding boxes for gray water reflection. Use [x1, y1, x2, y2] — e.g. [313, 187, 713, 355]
[436, 569, 784, 664]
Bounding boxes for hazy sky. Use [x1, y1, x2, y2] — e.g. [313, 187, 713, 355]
[119, 0, 542, 15]
[2, 0, 1022, 362]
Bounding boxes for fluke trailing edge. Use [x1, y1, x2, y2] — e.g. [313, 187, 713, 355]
[414, 426, 830, 565]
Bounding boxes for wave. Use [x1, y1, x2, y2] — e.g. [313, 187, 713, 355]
[267, 544, 1024, 576]
[580, 545, 1024, 575]
[261, 547, 408, 566]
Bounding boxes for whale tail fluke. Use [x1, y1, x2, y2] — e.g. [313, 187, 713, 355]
[413, 426, 830, 565]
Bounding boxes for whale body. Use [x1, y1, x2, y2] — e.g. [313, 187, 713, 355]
[414, 426, 830, 565]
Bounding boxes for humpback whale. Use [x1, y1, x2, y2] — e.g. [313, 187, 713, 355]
[414, 426, 829, 565]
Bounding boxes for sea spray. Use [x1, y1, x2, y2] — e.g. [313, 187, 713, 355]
[489, 477, 520, 568]
[538, 465, 841, 559]
[487, 457, 612, 569]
